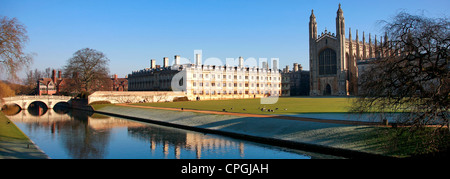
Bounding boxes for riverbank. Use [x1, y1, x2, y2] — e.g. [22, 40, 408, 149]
[93, 104, 394, 159]
[0, 111, 49, 159]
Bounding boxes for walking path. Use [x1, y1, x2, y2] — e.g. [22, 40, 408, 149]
[118, 104, 384, 126]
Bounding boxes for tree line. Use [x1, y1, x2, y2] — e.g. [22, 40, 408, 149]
[2, 48, 113, 97]
[1, 16, 112, 98]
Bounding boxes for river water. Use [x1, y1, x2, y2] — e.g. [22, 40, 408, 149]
[4, 107, 340, 159]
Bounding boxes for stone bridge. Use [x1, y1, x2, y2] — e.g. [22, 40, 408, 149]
[88, 91, 187, 104]
[1, 95, 72, 110]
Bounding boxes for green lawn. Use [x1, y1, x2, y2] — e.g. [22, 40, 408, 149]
[0, 111, 28, 141]
[131, 97, 355, 115]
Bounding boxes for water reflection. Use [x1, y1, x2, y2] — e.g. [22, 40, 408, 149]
[129, 126, 246, 159]
[4, 108, 323, 159]
[27, 101, 49, 116]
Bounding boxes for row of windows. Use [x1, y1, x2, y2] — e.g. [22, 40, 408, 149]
[192, 74, 280, 81]
[39, 87, 56, 91]
[192, 82, 281, 88]
[193, 90, 280, 95]
[130, 76, 280, 84]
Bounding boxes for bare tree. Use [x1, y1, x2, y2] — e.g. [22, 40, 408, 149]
[0, 16, 33, 80]
[44, 67, 52, 78]
[63, 48, 110, 93]
[24, 68, 44, 86]
[352, 12, 449, 154]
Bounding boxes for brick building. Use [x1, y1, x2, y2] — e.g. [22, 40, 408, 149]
[111, 74, 128, 91]
[309, 4, 386, 96]
[37, 70, 67, 95]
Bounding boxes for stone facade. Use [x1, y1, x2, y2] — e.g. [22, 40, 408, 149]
[281, 63, 310, 96]
[309, 4, 385, 96]
[88, 91, 187, 104]
[128, 55, 282, 101]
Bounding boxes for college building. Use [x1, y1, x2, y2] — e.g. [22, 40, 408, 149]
[127, 54, 282, 100]
[309, 4, 386, 96]
[281, 63, 310, 96]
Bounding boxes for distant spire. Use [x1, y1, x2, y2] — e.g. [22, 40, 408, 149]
[336, 3, 345, 37]
[356, 29, 359, 44]
[349, 27, 352, 40]
[375, 35, 377, 47]
[309, 8, 317, 40]
[337, 3, 343, 16]
[362, 31, 365, 43]
[310, 9, 316, 22]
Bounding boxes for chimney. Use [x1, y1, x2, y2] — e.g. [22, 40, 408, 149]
[52, 69, 56, 82]
[239, 56, 244, 67]
[150, 59, 156, 69]
[163, 57, 169, 67]
[195, 53, 202, 66]
[298, 64, 303, 71]
[174, 55, 180, 65]
[285, 65, 289, 73]
[114, 74, 118, 80]
[272, 59, 278, 71]
[58, 70, 62, 80]
[195, 50, 202, 66]
[293, 63, 299, 72]
[262, 61, 267, 70]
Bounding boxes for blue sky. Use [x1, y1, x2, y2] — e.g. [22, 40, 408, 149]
[1, 0, 449, 80]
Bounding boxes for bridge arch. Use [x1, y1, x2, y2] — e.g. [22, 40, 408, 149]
[27, 101, 49, 116]
[54, 101, 70, 108]
[3, 102, 25, 110]
[53, 102, 70, 114]
[1, 95, 72, 110]
[28, 101, 49, 109]
[1, 103, 22, 115]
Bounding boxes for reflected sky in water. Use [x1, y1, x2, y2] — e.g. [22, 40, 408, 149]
[5, 108, 337, 159]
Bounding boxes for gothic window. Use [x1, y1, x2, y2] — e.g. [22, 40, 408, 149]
[319, 48, 337, 75]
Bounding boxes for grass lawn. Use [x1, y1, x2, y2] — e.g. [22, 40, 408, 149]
[0, 111, 28, 141]
[131, 97, 355, 115]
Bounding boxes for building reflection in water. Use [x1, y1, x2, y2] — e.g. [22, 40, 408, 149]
[4, 107, 251, 159]
[128, 125, 246, 159]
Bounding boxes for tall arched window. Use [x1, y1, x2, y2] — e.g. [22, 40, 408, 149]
[319, 48, 337, 75]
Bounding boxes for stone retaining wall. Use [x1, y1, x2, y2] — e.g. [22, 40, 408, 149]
[88, 91, 187, 104]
